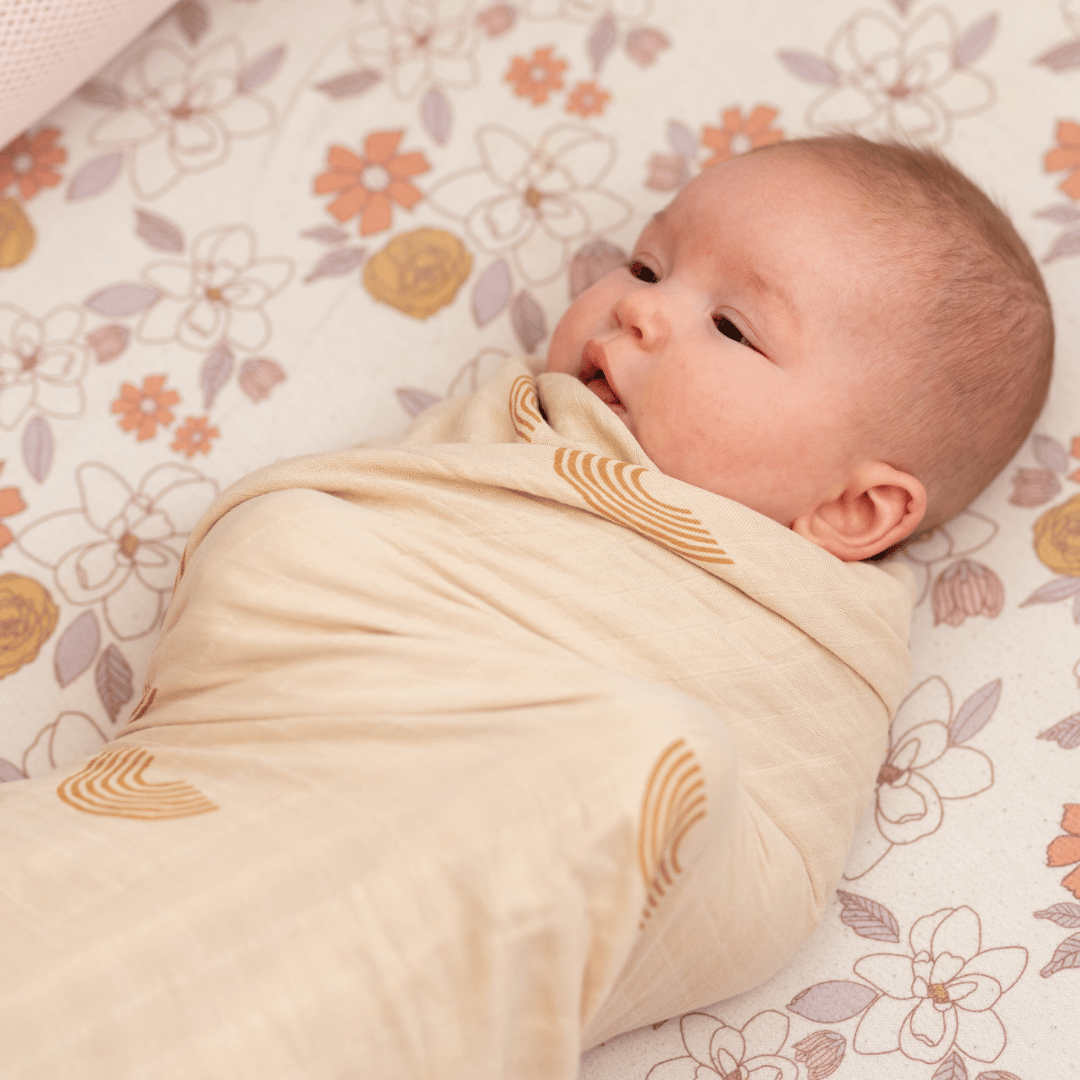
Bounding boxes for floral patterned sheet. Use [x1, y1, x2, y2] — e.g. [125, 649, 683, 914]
[0, 0, 1077, 1076]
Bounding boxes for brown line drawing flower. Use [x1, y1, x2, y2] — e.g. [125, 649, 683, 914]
[137, 224, 293, 354]
[0, 304, 90, 430]
[566, 80, 611, 118]
[87, 37, 275, 200]
[1047, 803, 1080, 898]
[171, 416, 220, 458]
[505, 45, 568, 104]
[852, 906, 1026, 1064]
[0, 128, 66, 201]
[701, 105, 784, 167]
[16, 462, 217, 640]
[930, 558, 1004, 627]
[348, 0, 480, 100]
[804, 6, 994, 144]
[427, 122, 632, 284]
[314, 131, 431, 237]
[112, 375, 180, 441]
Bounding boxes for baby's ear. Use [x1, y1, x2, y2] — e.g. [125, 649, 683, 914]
[790, 463, 926, 562]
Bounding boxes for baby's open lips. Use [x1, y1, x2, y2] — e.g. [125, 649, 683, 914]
[580, 340, 623, 410]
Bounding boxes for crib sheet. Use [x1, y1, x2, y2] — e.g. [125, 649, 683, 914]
[0, 0, 1077, 1077]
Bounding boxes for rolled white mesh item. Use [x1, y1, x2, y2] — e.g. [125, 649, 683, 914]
[0, 0, 177, 149]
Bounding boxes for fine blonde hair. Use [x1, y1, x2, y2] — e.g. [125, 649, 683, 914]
[779, 134, 1054, 534]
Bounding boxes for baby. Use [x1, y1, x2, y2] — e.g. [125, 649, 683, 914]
[0, 135, 1053, 1080]
[548, 133, 1053, 561]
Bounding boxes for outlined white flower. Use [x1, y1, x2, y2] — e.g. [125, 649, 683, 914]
[645, 1010, 799, 1080]
[348, 0, 480, 99]
[853, 906, 1026, 1064]
[16, 463, 218, 640]
[901, 509, 998, 605]
[805, 6, 994, 144]
[427, 123, 632, 284]
[88, 37, 275, 199]
[138, 224, 293, 353]
[0, 305, 90, 430]
[521, 0, 652, 22]
[845, 676, 994, 879]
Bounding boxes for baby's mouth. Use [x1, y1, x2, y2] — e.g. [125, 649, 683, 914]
[580, 341, 624, 410]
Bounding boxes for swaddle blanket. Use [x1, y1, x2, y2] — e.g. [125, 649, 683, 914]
[0, 357, 914, 1080]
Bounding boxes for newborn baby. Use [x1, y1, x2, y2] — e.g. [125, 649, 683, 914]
[0, 136, 1052, 1080]
[548, 134, 1052, 561]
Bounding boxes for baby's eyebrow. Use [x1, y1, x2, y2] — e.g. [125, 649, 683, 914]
[735, 257, 795, 315]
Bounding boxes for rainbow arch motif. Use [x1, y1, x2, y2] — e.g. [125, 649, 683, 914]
[57, 746, 217, 820]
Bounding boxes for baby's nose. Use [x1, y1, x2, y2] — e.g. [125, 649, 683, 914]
[613, 289, 669, 348]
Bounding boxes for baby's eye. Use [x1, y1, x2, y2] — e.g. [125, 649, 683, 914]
[714, 315, 759, 352]
[627, 260, 659, 283]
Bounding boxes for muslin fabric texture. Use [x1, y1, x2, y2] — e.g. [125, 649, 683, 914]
[0, 359, 913, 1079]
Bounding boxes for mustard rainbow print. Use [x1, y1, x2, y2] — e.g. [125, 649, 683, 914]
[554, 448, 733, 564]
[57, 746, 217, 820]
[509, 375, 543, 441]
[638, 738, 707, 929]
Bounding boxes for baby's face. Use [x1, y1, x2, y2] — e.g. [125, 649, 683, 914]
[545, 147, 882, 527]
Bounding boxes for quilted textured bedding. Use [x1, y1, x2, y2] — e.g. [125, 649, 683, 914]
[2, 0, 1080, 1077]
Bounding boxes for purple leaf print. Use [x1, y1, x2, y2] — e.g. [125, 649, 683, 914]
[953, 15, 997, 67]
[396, 388, 441, 418]
[21, 416, 53, 483]
[135, 210, 184, 253]
[66, 152, 124, 200]
[87, 324, 130, 363]
[1022, 578, 1080, 606]
[301, 225, 350, 244]
[472, 260, 512, 326]
[304, 247, 366, 283]
[54, 611, 100, 688]
[948, 680, 1000, 744]
[588, 13, 618, 72]
[1035, 204, 1080, 223]
[974, 1072, 1023, 1080]
[176, 0, 210, 46]
[1043, 228, 1080, 263]
[835, 891, 900, 942]
[1037, 715, 1080, 749]
[511, 291, 547, 354]
[778, 51, 839, 85]
[666, 120, 698, 161]
[84, 284, 160, 317]
[0, 758, 25, 782]
[1039, 932, 1080, 976]
[315, 70, 383, 98]
[422, 86, 452, 145]
[788, 981, 877, 1023]
[932, 1052, 968, 1080]
[1034, 902, 1080, 927]
[201, 343, 235, 409]
[239, 44, 286, 92]
[1035, 40, 1080, 72]
[1033, 433, 1070, 474]
[95, 644, 134, 723]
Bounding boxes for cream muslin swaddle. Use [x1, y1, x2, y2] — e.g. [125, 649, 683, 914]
[0, 358, 913, 1080]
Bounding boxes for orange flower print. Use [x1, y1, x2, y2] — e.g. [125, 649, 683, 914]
[505, 46, 568, 105]
[112, 375, 180, 441]
[171, 416, 219, 458]
[1045, 120, 1080, 201]
[1048, 803, 1080, 898]
[0, 462, 26, 552]
[0, 128, 65, 200]
[701, 105, 784, 168]
[314, 131, 430, 237]
[566, 81, 611, 118]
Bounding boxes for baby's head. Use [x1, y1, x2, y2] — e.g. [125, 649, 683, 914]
[545, 134, 1053, 561]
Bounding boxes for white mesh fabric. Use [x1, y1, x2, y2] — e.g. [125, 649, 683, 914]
[0, 0, 177, 148]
